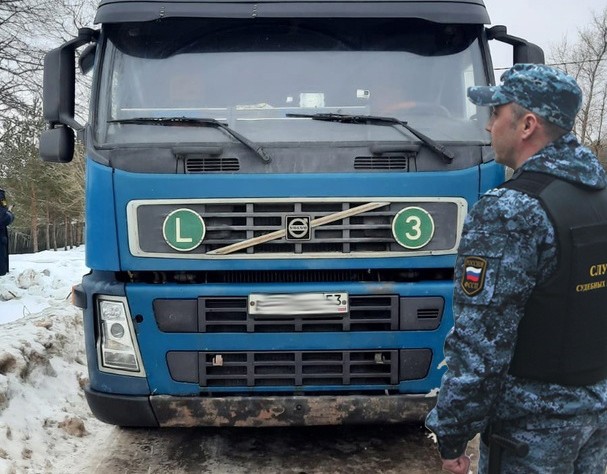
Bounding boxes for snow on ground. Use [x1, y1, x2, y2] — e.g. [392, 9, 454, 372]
[0, 247, 108, 473]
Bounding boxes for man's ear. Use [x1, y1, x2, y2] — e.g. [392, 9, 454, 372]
[521, 113, 540, 138]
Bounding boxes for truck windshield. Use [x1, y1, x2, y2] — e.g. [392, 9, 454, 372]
[95, 18, 491, 146]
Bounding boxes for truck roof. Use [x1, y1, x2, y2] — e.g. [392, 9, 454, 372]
[95, 0, 490, 25]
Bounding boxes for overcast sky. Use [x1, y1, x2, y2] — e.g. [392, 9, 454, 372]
[482, 0, 605, 72]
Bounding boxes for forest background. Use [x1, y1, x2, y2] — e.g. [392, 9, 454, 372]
[1, 0, 606, 254]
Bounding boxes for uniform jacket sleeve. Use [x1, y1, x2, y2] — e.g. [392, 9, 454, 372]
[426, 189, 554, 459]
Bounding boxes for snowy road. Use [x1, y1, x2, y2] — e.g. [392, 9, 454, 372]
[61, 423, 454, 473]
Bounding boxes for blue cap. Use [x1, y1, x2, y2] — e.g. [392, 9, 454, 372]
[468, 64, 582, 131]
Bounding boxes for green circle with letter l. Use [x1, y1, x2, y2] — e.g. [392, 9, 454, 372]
[392, 206, 435, 249]
[162, 208, 206, 252]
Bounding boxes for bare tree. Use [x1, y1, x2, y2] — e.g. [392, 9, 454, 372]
[0, 0, 95, 252]
[0, 0, 46, 116]
[0, 0, 96, 120]
[551, 7, 607, 163]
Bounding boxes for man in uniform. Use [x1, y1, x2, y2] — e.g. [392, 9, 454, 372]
[426, 64, 607, 473]
[0, 189, 14, 276]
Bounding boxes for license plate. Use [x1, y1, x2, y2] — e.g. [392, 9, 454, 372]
[248, 292, 349, 316]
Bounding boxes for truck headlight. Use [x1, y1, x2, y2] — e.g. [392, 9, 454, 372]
[97, 296, 146, 376]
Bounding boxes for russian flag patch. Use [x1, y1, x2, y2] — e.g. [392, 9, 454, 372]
[461, 256, 487, 296]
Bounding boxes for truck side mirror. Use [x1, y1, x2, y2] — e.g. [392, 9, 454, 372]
[513, 42, 545, 65]
[39, 127, 75, 163]
[40, 28, 98, 162]
[487, 25, 545, 65]
[43, 46, 77, 128]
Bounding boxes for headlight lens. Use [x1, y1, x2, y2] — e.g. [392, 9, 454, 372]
[97, 297, 145, 375]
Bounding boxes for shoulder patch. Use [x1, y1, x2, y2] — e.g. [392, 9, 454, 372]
[461, 256, 487, 296]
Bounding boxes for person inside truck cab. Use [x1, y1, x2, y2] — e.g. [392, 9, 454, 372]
[371, 82, 450, 118]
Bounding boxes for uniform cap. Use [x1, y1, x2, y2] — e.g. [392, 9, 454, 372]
[468, 63, 582, 131]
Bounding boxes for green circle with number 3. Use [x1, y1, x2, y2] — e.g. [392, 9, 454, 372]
[392, 206, 435, 249]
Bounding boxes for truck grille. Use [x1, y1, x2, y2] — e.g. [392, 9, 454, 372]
[168, 350, 399, 387]
[154, 295, 399, 332]
[131, 197, 463, 258]
[204, 295, 397, 332]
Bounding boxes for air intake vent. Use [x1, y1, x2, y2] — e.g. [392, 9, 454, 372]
[186, 157, 240, 173]
[154, 295, 400, 333]
[417, 308, 441, 319]
[354, 155, 410, 171]
[167, 350, 400, 387]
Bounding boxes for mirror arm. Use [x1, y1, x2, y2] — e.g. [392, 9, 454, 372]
[65, 27, 99, 51]
[486, 25, 525, 46]
[486, 25, 545, 65]
[56, 116, 84, 131]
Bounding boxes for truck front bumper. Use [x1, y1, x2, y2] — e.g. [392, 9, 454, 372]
[85, 386, 436, 427]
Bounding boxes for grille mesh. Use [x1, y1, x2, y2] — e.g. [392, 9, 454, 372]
[201, 295, 398, 332]
[354, 155, 411, 170]
[167, 350, 399, 387]
[134, 199, 461, 256]
[186, 156, 240, 172]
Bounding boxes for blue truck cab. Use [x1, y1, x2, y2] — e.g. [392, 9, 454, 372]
[40, 0, 543, 426]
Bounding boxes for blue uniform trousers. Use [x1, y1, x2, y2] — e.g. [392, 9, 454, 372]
[478, 411, 607, 473]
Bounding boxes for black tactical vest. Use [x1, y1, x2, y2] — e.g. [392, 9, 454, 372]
[500, 171, 607, 386]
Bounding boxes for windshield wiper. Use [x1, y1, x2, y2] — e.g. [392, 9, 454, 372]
[286, 113, 454, 162]
[108, 117, 272, 163]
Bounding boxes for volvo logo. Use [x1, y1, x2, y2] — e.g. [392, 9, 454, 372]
[286, 216, 311, 240]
